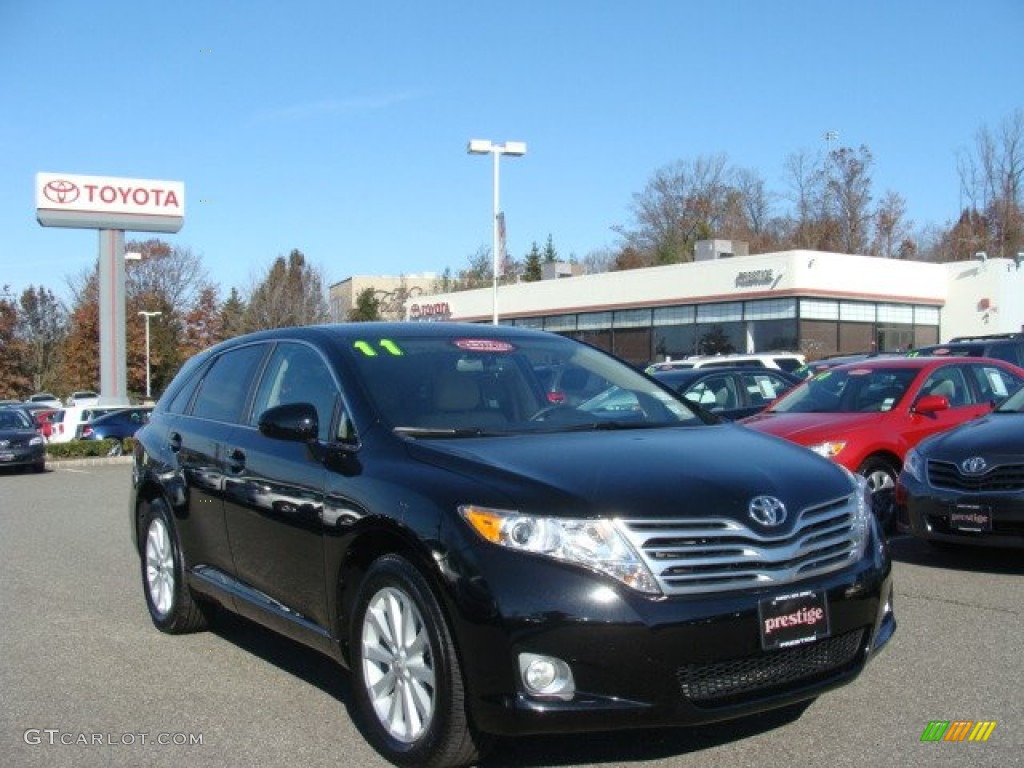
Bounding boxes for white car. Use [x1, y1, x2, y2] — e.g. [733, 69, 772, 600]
[25, 393, 63, 409]
[646, 352, 806, 374]
[66, 390, 100, 407]
[48, 405, 124, 443]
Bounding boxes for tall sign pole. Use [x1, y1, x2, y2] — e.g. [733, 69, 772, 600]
[36, 172, 185, 405]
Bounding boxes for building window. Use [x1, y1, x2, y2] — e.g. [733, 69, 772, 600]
[839, 302, 876, 322]
[613, 309, 652, 328]
[800, 299, 839, 320]
[745, 298, 797, 320]
[653, 306, 695, 325]
[543, 314, 577, 332]
[915, 306, 940, 325]
[697, 302, 743, 323]
[877, 304, 914, 323]
[578, 311, 612, 331]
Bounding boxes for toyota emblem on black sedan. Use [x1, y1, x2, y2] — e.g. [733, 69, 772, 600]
[749, 496, 787, 526]
[961, 456, 988, 474]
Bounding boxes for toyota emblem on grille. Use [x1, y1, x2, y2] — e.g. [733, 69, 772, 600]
[960, 456, 988, 474]
[749, 496, 787, 526]
[43, 179, 80, 204]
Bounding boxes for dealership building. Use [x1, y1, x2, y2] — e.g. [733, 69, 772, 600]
[402, 244, 1024, 366]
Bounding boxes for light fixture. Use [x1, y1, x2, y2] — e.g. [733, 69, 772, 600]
[467, 138, 528, 324]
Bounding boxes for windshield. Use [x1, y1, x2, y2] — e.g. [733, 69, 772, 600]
[0, 409, 33, 429]
[348, 331, 705, 434]
[769, 367, 918, 414]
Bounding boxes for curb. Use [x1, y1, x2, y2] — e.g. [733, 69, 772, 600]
[47, 456, 134, 469]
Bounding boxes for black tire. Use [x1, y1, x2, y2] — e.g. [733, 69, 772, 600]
[857, 456, 899, 534]
[138, 498, 208, 634]
[350, 554, 491, 768]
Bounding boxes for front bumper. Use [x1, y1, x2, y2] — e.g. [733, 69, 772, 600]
[447, 530, 895, 736]
[0, 443, 45, 468]
[899, 477, 1024, 549]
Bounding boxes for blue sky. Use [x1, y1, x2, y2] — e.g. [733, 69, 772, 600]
[1, 0, 1022, 303]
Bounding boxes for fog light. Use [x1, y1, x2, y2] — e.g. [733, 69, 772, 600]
[518, 653, 575, 700]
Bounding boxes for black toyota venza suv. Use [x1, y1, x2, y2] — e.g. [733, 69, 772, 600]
[130, 322, 895, 768]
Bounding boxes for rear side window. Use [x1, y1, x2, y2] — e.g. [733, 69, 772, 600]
[191, 345, 267, 423]
[968, 364, 1023, 402]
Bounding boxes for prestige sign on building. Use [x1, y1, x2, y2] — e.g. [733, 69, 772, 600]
[36, 172, 184, 233]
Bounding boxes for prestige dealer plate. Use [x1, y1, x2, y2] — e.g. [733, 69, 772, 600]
[759, 590, 830, 650]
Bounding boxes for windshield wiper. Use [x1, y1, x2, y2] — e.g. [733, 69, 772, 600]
[393, 426, 512, 438]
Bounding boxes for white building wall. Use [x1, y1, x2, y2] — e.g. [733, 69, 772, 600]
[941, 257, 1024, 340]
[409, 250, 950, 322]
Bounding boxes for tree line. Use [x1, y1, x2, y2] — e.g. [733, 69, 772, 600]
[0, 244, 328, 401]
[2, 110, 1020, 400]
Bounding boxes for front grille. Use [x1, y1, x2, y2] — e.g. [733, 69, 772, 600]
[677, 629, 865, 705]
[928, 460, 1024, 492]
[617, 495, 864, 596]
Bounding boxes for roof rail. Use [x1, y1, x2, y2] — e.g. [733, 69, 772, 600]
[947, 332, 1024, 342]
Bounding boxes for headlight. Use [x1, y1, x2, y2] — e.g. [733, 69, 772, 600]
[809, 440, 846, 459]
[29, 436, 44, 446]
[839, 467, 872, 559]
[459, 505, 661, 595]
[903, 448, 923, 482]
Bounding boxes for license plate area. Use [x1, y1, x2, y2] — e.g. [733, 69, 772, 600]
[759, 590, 830, 651]
[950, 504, 992, 532]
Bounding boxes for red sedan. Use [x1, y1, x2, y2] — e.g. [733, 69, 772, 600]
[741, 356, 1024, 531]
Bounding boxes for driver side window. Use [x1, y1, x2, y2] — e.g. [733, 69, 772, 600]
[252, 343, 338, 441]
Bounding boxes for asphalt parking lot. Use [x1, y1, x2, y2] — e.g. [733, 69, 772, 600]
[1, 463, 1020, 768]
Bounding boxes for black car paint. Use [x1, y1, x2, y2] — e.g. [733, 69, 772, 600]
[129, 323, 894, 748]
[898, 404, 1024, 549]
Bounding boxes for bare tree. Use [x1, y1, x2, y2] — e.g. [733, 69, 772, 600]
[957, 109, 1024, 258]
[782, 149, 828, 249]
[872, 190, 912, 258]
[16, 285, 68, 392]
[615, 154, 732, 266]
[243, 249, 330, 331]
[826, 145, 874, 255]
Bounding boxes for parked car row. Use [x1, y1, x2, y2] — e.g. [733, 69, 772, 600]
[0, 401, 153, 471]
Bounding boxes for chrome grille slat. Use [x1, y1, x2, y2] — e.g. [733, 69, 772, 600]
[618, 495, 861, 595]
[927, 460, 1024, 492]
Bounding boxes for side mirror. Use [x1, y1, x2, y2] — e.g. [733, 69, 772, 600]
[913, 394, 949, 414]
[258, 402, 319, 442]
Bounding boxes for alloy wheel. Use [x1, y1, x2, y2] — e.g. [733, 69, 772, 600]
[360, 586, 436, 743]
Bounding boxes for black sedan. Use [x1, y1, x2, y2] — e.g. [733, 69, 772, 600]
[0, 407, 46, 472]
[897, 384, 1024, 549]
[652, 366, 800, 420]
[130, 322, 894, 767]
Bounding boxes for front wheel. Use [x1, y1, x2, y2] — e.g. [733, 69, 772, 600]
[138, 499, 208, 633]
[857, 457, 899, 534]
[350, 554, 491, 768]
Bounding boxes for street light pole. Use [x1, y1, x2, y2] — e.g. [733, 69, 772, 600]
[138, 311, 162, 400]
[468, 139, 527, 324]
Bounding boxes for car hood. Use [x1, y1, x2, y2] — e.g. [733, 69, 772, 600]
[741, 411, 882, 445]
[404, 424, 853, 525]
[918, 412, 1024, 461]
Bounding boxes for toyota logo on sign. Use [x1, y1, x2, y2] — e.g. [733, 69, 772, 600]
[749, 496, 787, 527]
[960, 456, 988, 475]
[43, 179, 80, 204]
